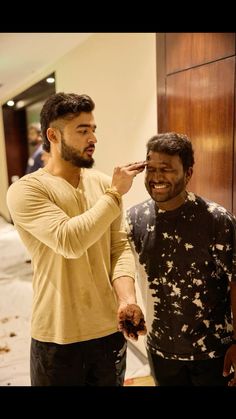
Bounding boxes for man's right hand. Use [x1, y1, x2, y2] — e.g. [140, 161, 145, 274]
[111, 161, 147, 196]
[117, 303, 147, 341]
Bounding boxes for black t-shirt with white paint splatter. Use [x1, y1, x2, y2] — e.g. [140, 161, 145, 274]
[127, 192, 236, 360]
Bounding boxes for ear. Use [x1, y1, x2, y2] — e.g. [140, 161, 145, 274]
[185, 167, 193, 184]
[46, 127, 60, 145]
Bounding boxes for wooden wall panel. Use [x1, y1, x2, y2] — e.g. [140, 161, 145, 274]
[234, 83, 236, 215]
[156, 33, 167, 133]
[166, 33, 235, 75]
[166, 69, 191, 136]
[166, 57, 235, 210]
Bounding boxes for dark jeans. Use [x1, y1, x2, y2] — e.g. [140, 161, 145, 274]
[147, 350, 232, 386]
[31, 332, 127, 386]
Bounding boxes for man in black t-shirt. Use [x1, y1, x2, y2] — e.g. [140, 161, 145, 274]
[127, 132, 236, 386]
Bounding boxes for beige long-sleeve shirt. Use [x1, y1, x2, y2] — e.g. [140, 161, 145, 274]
[7, 168, 135, 344]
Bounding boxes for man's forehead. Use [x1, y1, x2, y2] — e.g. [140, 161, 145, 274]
[146, 151, 181, 165]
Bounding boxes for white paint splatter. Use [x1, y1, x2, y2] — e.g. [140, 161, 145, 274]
[216, 244, 224, 251]
[161, 276, 167, 284]
[181, 324, 188, 332]
[185, 243, 194, 251]
[175, 235, 182, 243]
[215, 324, 223, 331]
[188, 192, 196, 201]
[193, 279, 203, 286]
[166, 260, 174, 272]
[196, 337, 207, 351]
[207, 203, 218, 213]
[163, 232, 173, 240]
[146, 224, 155, 232]
[170, 283, 181, 297]
[193, 293, 203, 309]
[208, 351, 215, 358]
[207, 202, 227, 214]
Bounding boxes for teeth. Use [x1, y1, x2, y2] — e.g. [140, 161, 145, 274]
[152, 184, 167, 189]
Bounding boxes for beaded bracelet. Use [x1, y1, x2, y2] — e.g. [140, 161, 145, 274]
[105, 187, 122, 206]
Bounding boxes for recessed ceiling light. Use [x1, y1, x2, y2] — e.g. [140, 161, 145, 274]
[46, 77, 55, 84]
[7, 100, 15, 107]
[16, 100, 25, 109]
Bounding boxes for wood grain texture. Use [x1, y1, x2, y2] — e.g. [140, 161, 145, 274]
[157, 33, 236, 212]
[156, 33, 167, 133]
[166, 33, 235, 74]
[166, 57, 235, 210]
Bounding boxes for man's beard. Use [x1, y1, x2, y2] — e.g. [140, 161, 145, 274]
[29, 140, 38, 146]
[61, 138, 94, 168]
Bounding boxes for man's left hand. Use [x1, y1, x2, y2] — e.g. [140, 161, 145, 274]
[223, 344, 236, 386]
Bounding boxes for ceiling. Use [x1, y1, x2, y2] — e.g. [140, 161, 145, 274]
[0, 33, 92, 101]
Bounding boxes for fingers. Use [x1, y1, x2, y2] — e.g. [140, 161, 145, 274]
[132, 306, 143, 326]
[228, 377, 236, 386]
[128, 162, 148, 173]
[113, 161, 147, 182]
[223, 352, 232, 377]
[117, 304, 147, 340]
[126, 164, 147, 179]
[124, 161, 147, 168]
[227, 367, 236, 386]
[122, 330, 138, 341]
[132, 169, 142, 178]
[123, 162, 147, 177]
[137, 326, 147, 336]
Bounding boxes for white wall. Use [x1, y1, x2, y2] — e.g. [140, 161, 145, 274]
[0, 33, 156, 220]
[0, 107, 10, 220]
[56, 32, 157, 209]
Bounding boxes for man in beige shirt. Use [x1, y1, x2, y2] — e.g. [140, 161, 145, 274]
[7, 92, 146, 386]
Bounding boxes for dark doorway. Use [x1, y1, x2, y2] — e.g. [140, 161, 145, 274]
[2, 73, 56, 184]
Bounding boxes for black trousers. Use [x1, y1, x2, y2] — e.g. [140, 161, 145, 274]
[147, 350, 232, 386]
[31, 332, 127, 386]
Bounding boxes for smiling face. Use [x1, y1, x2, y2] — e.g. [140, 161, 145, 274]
[145, 151, 193, 210]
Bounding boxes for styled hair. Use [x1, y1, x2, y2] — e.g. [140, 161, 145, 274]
[40, 92, 95, 152]
[146, 132, 194, 171]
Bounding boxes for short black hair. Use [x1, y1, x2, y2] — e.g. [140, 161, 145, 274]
[146, 132, 194, 171]
[40, 92, 95, 152]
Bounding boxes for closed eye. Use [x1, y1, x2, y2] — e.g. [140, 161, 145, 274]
[146, 167, 156, 173]
[146, 167, 174, 173]
[163, 168, 174, 172]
